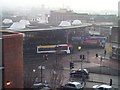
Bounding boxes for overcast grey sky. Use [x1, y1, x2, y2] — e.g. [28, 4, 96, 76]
[1, 0, 119, 14]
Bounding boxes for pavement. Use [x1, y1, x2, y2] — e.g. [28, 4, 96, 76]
[71, 55, 120, 75]
[90, 56, 120, 70]
[65, 50, 120, 89]
[73, 56, 120, 88]
[87, 56, 120, 75]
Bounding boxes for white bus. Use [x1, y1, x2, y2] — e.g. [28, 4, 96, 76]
[37, 44, 73, 54]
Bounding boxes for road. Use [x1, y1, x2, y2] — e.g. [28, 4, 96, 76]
[24, 46, 119, 88]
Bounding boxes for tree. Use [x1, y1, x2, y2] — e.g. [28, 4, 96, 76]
[24, 71, 38, 88]
[49, 62, 64, 90]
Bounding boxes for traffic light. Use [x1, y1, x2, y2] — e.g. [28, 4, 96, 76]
[70, 62, 74, 69]
[80, 55, 85, 60]
[82, 55, 85, 60]
[43, 54, 48, 61]
[80, 55, 82, 59]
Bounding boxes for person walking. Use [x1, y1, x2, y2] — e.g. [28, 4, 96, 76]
[109, 79, 112, 86]
[100, 56, 103, 66]
[104, 49, 106, 58]
[81, 76, 86, 86]
[96, 53, 98, 58]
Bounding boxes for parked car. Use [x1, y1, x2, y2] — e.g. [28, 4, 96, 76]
[93, 84, 116, 90]
[32, 82, 51, 90]
[70, 69, 89, 79]
[60, 81, 85, 90]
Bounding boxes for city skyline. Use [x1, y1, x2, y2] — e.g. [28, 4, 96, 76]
[1, 0, 119, 14]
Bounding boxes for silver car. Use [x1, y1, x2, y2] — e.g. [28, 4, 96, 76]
[93, 84, 116, 90]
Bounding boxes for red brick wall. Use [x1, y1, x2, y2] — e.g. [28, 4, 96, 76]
[3, 33, 24, 88]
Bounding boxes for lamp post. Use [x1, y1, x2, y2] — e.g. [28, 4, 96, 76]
[5, 81, 12, 88]
[100, 55, 103, 67]
[66, 30, 70, 44]
[80, 55, 85, 70]
[86, 51, 90, 63]
[55, 45, 58, 67]
[80, 55, 82, 70]
[38, 65, 45, 83]
[33, 69, 38, 83]
[81, 59, 83, 70]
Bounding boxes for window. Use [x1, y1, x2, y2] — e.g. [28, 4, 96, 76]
[65, 84, 76, 88]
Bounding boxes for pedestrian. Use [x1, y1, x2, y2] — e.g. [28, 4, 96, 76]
[109, 79, 112, 86]
[104, 49, 106, 58]
[81, 77, 86, 85]
[96, 54, 98, 58]
[100, 56, 102, 66]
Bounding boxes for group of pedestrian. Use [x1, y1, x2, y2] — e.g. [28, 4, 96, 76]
[95, 49, 107, 66]
[96, 49, 106, 58]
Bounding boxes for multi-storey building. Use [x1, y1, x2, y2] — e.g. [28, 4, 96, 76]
[1, 30, 24, 88]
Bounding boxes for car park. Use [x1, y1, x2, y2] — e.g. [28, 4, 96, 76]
[93, 84, 116, 90]
[70, 69, 89, 79]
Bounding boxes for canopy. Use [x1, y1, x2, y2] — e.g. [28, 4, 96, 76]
[72, 20, 82, 25]
[59, 21, 71, 27]
[8, 22, 25, 30]
[3, 19, 13, 24]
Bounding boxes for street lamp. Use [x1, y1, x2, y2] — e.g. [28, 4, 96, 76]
[33, 69, 36, 72]
[66, 30, 70, 44]
[86, 51, 90, 63]
[80, 54, 85, 70]
[100, 56, 103, 67]
[5, 81, 12, 88]
[6, 81, 12, 86]
[33, 69, 39, 83]
[38, 65, 45, 83]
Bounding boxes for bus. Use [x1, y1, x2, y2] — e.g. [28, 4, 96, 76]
[83, 36, 107, 48]
[72, 35, 106, 48]
[37, 44, 73, 54]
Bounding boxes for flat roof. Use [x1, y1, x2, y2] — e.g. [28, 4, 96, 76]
[0, 30, 23, 36]
[10, 23, 92, 32]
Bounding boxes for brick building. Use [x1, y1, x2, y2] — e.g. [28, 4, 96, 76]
[1, 30, 24, 88]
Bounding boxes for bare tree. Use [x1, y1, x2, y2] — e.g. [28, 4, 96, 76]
[49, 61, 64, 90]
[24, 71, 37, 88]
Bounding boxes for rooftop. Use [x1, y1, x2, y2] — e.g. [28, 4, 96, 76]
[10, 23, 92, 32]
[0, 30, 22, 36]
